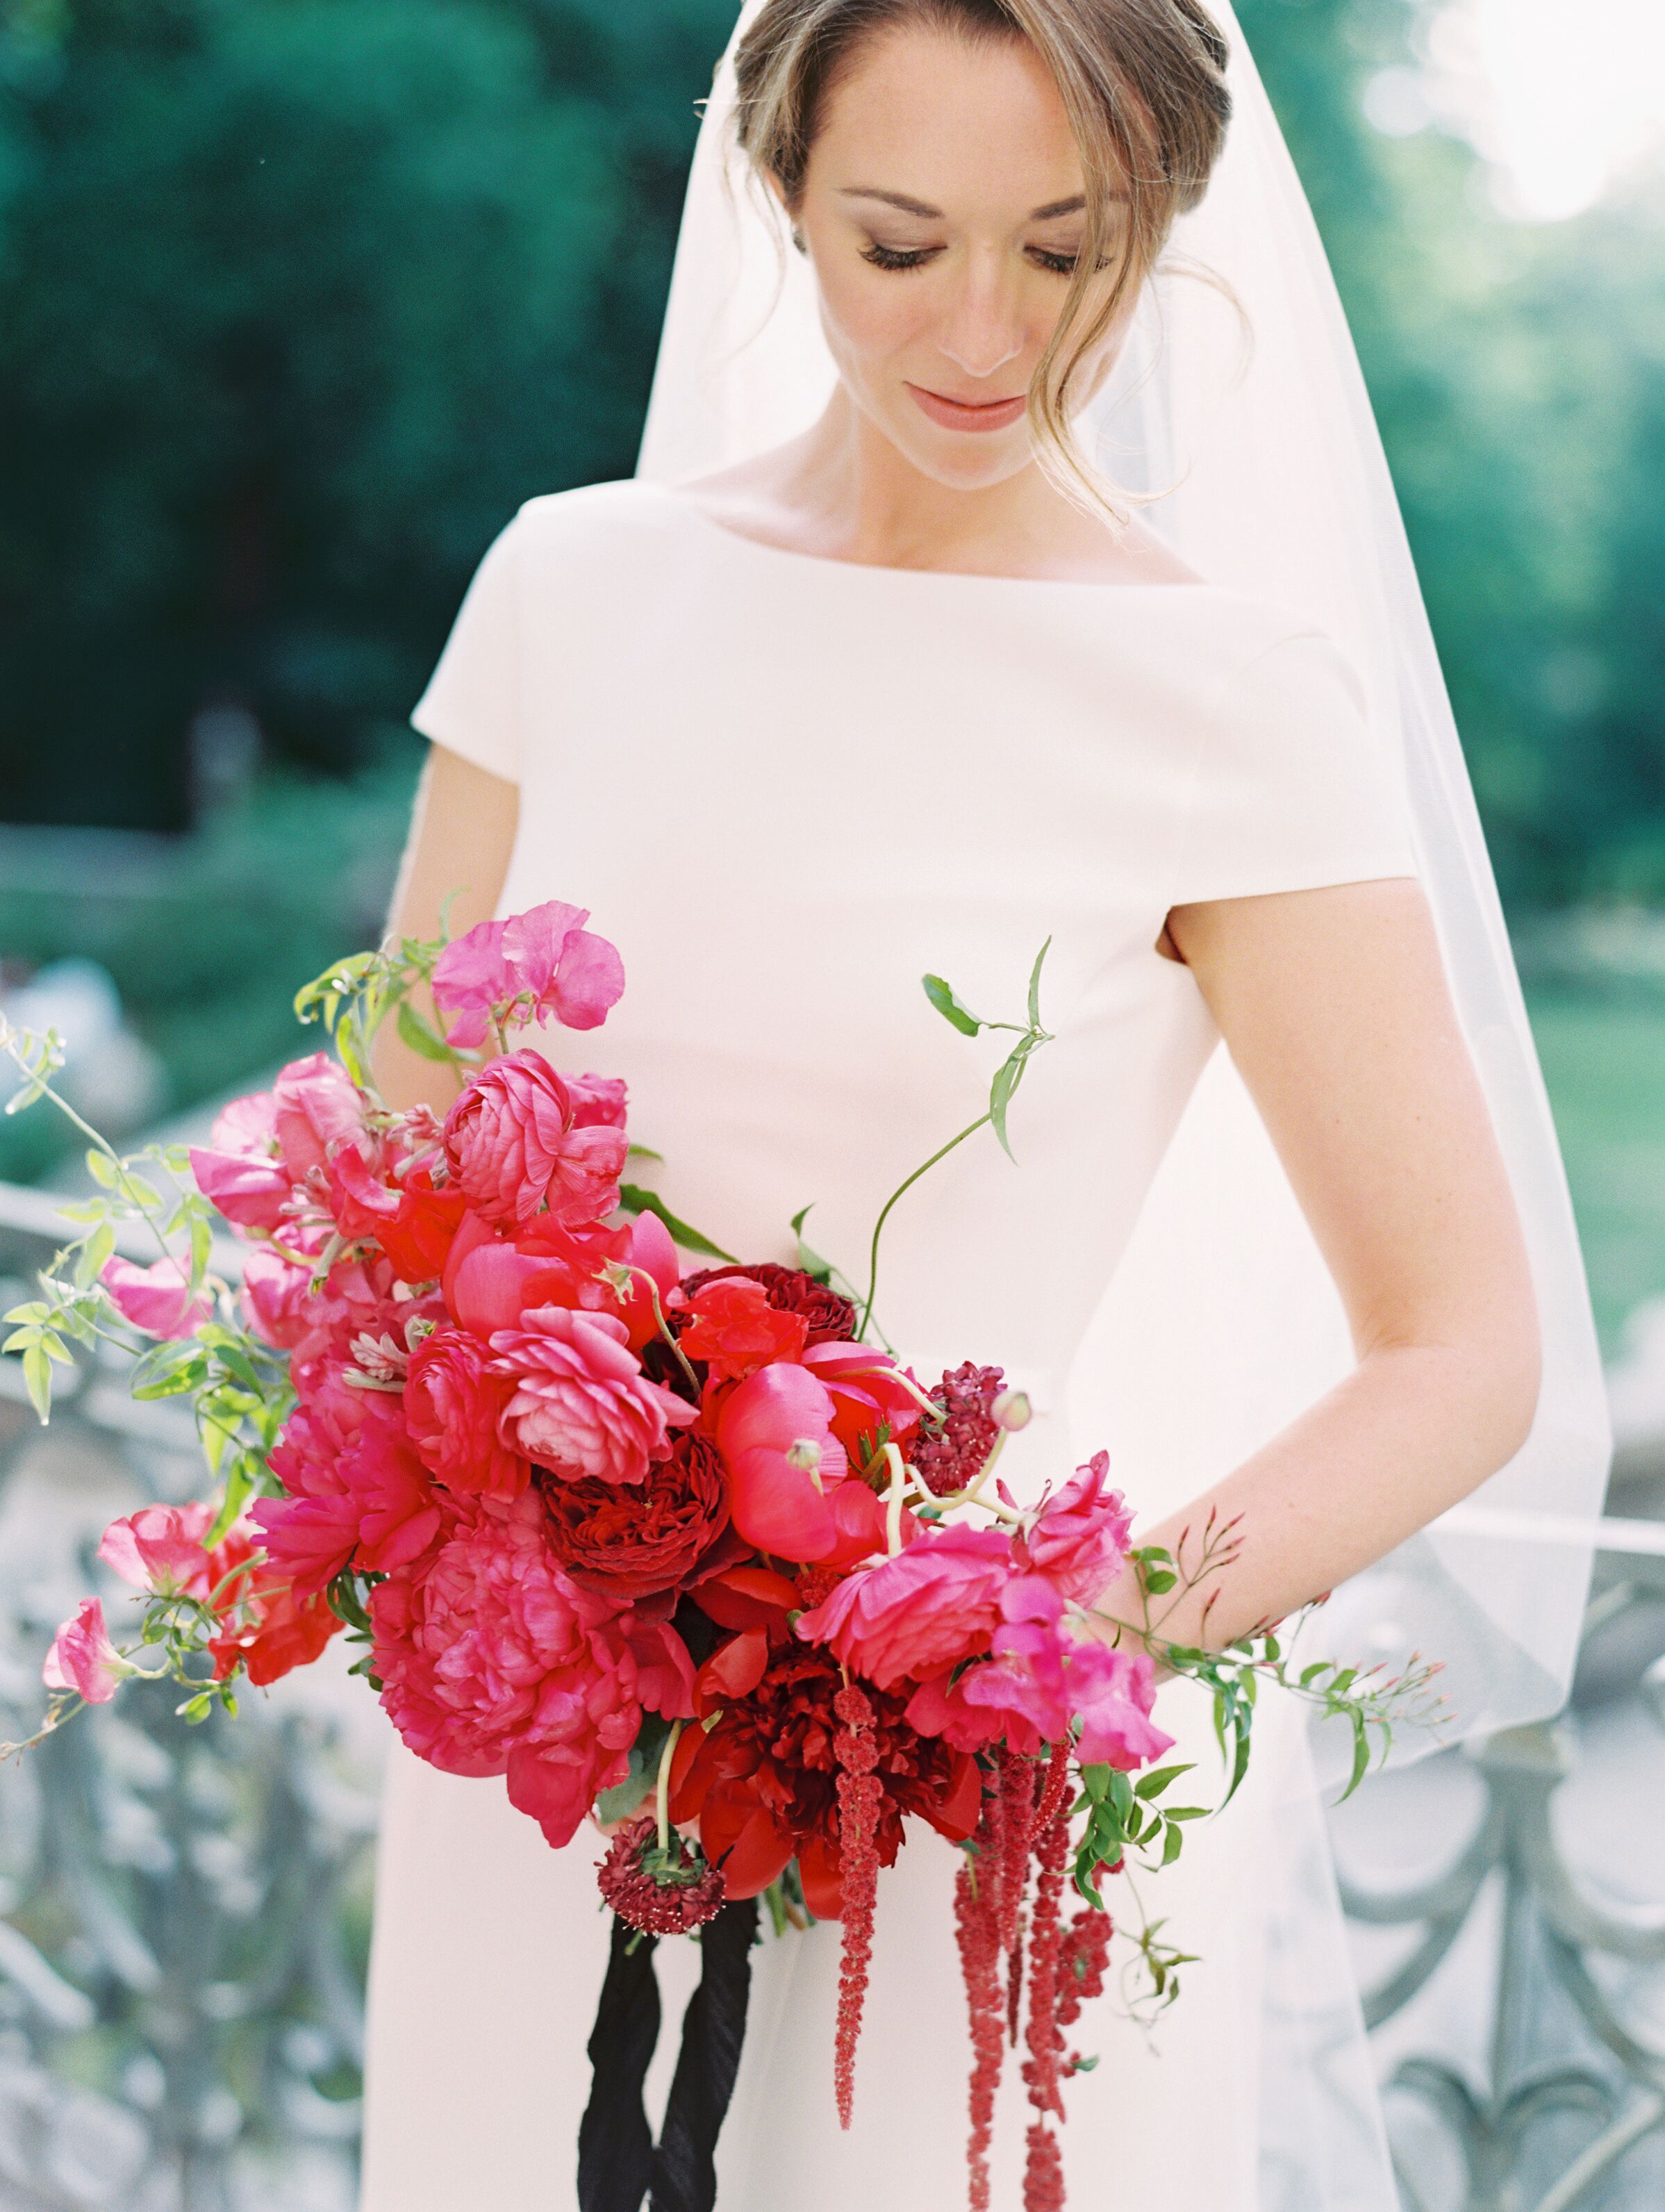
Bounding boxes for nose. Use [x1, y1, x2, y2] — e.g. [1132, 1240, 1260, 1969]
[936, 249, 1025, 381]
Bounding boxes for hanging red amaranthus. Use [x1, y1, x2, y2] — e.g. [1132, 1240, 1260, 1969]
[832, 1681, 884, 2129]
[954, 1780, 1007, 2212]
[1021, 1799, 1072, 2209]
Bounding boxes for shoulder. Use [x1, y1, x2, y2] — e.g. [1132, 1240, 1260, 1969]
[500, 477, 692, 575]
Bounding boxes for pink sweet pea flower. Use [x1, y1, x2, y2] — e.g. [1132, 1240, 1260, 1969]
[565, 1072, 629, 1129]
[42, 1597, 129, 1704]
[1066, 1638, 1173, 1769]
[271, 1053, 367, 1182]
[98, 1501, 216, 1596]
[430, 901, 624, 1051]
[240, 1245, 315, 1351]
[100, 1255, 213, 1339]
[188, 1089, 291, 1233]
[794, 1524, 1013, 1689]
[1018, 1450, 1135, 1608]
[488, 1305, 693, 1485]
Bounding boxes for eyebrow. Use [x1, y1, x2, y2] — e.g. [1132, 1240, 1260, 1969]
[838, 188, 1088, 220]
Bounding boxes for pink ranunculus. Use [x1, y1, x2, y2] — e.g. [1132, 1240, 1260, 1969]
[42, 1597, 129, 1704]
[271, 1053, 366, 1182]
[489, 1306, 693, 1485]
[240, 1245, 314, 1351]
[1064, 1637, 1173, 1769]
[442, 1050, 627, 1232]
[713, 1362, 854, 1562]
[100, 1254, 213, 1339]
[368, 1489, 664, 1844]
[98, 1501, 216, 1596]
[256, 1387, 441, 1594]
[404, 1326, 527, 1499]
[430, 901, 625, 1051]
[1018, 1449, 1135, 1608]
[565, 1072, 629, 1129]
[794, 1524, 1014, 1690]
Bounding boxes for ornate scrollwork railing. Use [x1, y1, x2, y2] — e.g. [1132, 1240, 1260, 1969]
[0, 1181, 377, 2212]
[1339, 1539, 1665, 2212]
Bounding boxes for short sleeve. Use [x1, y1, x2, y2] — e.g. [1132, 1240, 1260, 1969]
[1169, 629, 1418, 907]
[409, 510, 524, 784]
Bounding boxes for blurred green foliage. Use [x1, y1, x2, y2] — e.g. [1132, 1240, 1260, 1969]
[0, 0, 734, 824]
[1241, 0, 1665, 908]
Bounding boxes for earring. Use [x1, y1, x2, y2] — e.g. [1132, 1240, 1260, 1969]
[790, 223, 807, 255]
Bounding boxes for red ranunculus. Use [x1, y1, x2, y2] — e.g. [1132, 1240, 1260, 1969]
[668, 1645, 981, 1916]
[674, 1275, 808, 1381]
[540, 1430, 734, 1600]
[208, 1571, 342, 1687]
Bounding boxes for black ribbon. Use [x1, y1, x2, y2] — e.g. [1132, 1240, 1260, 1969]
[577, 1899, 759, 2212]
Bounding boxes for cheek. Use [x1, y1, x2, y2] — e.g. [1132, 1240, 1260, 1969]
[815, 262, 930, 374]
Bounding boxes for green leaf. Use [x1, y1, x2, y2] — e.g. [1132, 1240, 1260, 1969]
[53, 1198, 110, 1225]
[188, 1212, 213, 1294]
[73, 1223, 116, 1291]
[1025, 935, 1052, 1030]
[1161, 1820, 1186, 1865]
[922, 973, 984, 1037]
[22, 1342, 53, 1422]
[396, 999, 456, 1063]
[129, 1339, 208, 1400]
[616, 1185, 738, 1262]
[117, 1173, 163, 1211]
[989, 1052, 1023, 1161]
[85, 1148, 119, 1189]
[789, 1204, 834, 1286]
[3, 1301, 50, 1327]
[1141, 1568, 1177, 1595]
[1134, 1763, 1193, 1801]
[626, 1142, 664, 1163]
[1341, 1714, 1373, 1802]
[206, 1453, 257, 1549]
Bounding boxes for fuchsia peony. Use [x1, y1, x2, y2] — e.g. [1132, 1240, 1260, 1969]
[369, 1489, 691, 1845]
[490, 1305, 693, 1485]
[255, 1385, 442, 1594]
[430, 900, 624, 1051]
[443, 1050, 628, 1232]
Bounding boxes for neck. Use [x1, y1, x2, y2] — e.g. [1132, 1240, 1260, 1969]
[781, 385, 1070, 573]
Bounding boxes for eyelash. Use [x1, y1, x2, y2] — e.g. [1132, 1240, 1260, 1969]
[859, 242, 1080, 276]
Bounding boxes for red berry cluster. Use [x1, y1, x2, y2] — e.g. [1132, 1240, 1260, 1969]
[907, 1362, 1007, 1496]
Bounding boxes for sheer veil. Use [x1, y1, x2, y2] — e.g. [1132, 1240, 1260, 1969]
[636, 0, 1611, 1762]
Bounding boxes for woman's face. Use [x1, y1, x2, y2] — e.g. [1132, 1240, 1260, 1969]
[791, 24, 1129, 491]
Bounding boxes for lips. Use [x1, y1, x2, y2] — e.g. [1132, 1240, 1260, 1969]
[905, 383, 1028, 434]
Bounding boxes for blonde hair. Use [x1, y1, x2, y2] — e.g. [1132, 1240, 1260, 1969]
[730, 0, 1232, 520]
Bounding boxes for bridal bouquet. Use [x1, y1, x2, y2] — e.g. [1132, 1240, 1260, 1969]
[1, 899, 1436, 2211]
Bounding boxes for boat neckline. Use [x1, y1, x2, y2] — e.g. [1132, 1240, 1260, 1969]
[640, 477, 1226, 595]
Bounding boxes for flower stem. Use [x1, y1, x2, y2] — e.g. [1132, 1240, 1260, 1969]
[858, 1111, 991, 1339]
[656, 1719, 684, 1855]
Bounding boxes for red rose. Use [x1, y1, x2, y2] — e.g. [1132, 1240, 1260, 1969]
[540, 1431, 733, 1600]
[679, 1262, 856, 1347]
[405, 1325, 528, 1499]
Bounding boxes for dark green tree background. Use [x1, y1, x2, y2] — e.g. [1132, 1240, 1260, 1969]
[1, 0, 1662, 907]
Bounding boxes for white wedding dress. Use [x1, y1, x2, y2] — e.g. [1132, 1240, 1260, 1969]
[358, 474, 1419, 2211]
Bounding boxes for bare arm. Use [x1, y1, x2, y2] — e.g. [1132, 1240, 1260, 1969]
[1099, 877, 1541, 1655]
[369, 744, 519, 1115]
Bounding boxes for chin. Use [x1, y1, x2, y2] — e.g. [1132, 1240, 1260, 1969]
[875, 411, 1034, 493]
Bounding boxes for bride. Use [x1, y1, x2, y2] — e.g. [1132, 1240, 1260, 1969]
[359, 1, 1607, 2206]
